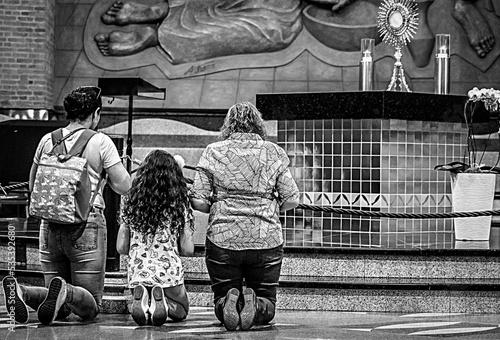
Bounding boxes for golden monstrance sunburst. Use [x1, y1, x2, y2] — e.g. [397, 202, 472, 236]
[377, 0, 419, 92]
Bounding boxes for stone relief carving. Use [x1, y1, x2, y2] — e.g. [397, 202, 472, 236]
[84, 0, 500, 78]
[95, 0, 303, 63]
[452, 0, 497, 58]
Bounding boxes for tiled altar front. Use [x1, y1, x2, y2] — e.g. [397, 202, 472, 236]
[257, 91, 494, 249]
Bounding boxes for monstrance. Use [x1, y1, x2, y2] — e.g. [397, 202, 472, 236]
[377, 0, 418, 92]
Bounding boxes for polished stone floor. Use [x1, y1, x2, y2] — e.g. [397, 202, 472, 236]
[1, 306, 500, 340]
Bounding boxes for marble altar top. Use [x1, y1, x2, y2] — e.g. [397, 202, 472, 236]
[256, 91, 493, 132]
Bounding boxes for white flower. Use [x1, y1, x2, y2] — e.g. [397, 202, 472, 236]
[467, 87, 479, 100]
[468, 87, 500, 111]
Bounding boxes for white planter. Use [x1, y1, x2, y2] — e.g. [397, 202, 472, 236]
[451, 173, 496, 241]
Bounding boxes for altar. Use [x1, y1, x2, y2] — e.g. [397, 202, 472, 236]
[256, 91, 499, 250]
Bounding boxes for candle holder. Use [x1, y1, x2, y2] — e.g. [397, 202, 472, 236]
[434, 34, 450, 95]
[359, 38, 375, 91]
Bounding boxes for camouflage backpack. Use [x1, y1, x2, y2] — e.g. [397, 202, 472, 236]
[29, 128, 99, 224]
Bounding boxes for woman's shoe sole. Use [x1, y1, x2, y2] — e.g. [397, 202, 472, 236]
[240, 288, 257, 331]
[222, 288, 240, 331]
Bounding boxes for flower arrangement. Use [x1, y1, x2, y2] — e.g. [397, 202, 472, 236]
[467, 87, 500, 112]
[434, 87, 500, 174]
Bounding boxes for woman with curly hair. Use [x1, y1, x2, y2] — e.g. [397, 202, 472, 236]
[117, 149, 195, 326]
[190, 102, 299, 331]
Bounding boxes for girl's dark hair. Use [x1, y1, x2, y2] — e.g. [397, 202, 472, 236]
[220, 102, 268, 140]
[63, 86, 102, 121]
[122, 150, 193, 238]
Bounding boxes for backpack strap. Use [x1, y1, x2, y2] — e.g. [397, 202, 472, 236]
[67, 129, 97, 157]
[54, 129, 97, 162]
[50, 128, 67, 154]
[70, 130, 103, 209]
[89, 173, 107, 210]
[50, 127, 87, 155]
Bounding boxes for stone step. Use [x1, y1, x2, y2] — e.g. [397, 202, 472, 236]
[104, 283, 129, 296]
[101, 271, 500, 314]
[1, 266, 500, 314]
[101, 295, 130, 314]
[2, 226, 500, 280]
[2, 243, 500, 314]
[181, 249, 500, 281]
[184, 281, 500, 314]
[3, 244, 500, 281]
[3, 250, 500, 281]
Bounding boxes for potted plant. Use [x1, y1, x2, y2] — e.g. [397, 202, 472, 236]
[434, 87, 500, 241]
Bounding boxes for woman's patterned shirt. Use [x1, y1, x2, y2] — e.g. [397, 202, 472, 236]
[191, 132, 299, 250]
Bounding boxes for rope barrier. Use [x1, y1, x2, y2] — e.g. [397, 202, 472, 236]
[0, 181, 29, 195]
[297, 203, 500, 219]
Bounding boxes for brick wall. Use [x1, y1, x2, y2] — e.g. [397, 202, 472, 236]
[0, 0, 54, 108]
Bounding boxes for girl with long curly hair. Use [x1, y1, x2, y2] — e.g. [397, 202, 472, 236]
[117, 149, 195, 326]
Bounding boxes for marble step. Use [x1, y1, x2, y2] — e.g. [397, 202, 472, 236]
[2, 244, 500, 314]
[2, 244, 500, 284]
[101, 271, 500, 314]
[103, 277, 500, 314]
[180, 249, 500, 281]
[1, 266, 500, 314]
[5, 244, 500, 281]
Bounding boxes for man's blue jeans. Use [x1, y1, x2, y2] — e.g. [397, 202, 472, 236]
[205, 239, 283, 325]
[25, 210, 107, 320]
